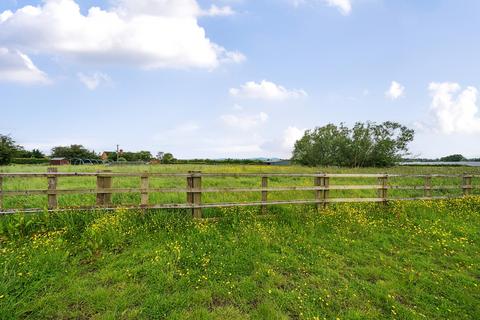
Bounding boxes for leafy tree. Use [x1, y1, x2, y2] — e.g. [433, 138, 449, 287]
[51, 145, 99, 160]
[292, 122, 414, 167]
[161, 153, 176, 164]
[31, 149, 46, 158]
[0, 134, 20, 165]
[15, 148, 46, 159]
[440, 154, 466, 162]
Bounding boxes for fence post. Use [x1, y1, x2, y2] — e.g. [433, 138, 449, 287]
[377, 174, 388, 204]
[140, 173, 149, 207]
[47, 167, 58, 210]
[96, 170, 112, 207]
[314, 174, 325, 212]
[424, 175, 432, 198]
[463, 174, 472, 196]
[261, 176, 268, 214]
[323, 175, 330, 208]
[187, 171, 202, 218]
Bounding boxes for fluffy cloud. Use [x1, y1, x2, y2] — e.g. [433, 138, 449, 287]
[230, 80, 308, 101]
[220, 112, 269, 130]
[385, 81, 405, 100]
[429, 82, 480, 134]
[77, 72, 111, 90]
[0, 0, 243, 70]
[0, 47, 48, 84]
[282, 126, 306, 150]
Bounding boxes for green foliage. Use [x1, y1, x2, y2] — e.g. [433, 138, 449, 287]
[107, 151, 152, 162]
[0, 134, 20, 165]
[14, 148, 45, 159]
[162, 152, 176, 164]
[440, 154, 466, 162]
[51, 144, 99, 160]
[292, 122, 415, 167]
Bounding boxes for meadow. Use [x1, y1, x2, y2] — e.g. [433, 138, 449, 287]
[0, 164, 479, 319]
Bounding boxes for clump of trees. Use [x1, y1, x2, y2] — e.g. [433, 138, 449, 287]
[440, 154, 466, 162]
[292, 122, 415, 167]
[0, 134, 49, 165]
[51, 145, 99, 160]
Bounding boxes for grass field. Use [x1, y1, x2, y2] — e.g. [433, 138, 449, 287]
[1, 164, 480, 319]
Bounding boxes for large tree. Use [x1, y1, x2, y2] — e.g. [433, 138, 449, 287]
[292, 122, 414, 167]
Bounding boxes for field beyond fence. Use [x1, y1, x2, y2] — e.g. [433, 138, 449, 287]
[1, 168, 479, 217]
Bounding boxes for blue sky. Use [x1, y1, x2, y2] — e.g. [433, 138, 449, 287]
[1, 0, 480, 159]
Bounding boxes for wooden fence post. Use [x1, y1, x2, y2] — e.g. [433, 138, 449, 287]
[188, 171, 202, 218]
[47, 167, 58, 210]
[96, 170, 112, 207]
[424, 176, 432, 198]
[140, 174, 149, 207]
[314, 174, 325, 212]
[377, 174, 388, 204]
[261, 176, 268, 214]
[463, 174, 472, 196]
[323, 175, 330, 209]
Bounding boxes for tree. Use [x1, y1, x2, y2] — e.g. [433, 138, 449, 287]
[292, 122, 414, 167]
[440, 154, 466, 162]
[0, 134, 20, 165]
[161, 153, 176, 164]
[14, 148, 45, 159]
[51, 145, 99, 160]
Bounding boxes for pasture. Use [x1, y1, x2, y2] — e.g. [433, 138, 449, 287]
[0, 164, 479, 319]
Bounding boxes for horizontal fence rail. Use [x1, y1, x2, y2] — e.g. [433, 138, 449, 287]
[0, 169, 478, 217]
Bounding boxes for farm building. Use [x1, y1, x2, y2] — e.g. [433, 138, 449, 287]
[49, 158, 70, 166]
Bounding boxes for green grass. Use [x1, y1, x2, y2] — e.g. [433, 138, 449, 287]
[0, 164, 479, 319]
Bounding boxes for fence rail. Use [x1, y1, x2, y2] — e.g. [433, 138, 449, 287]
[0, 169, 478, 217]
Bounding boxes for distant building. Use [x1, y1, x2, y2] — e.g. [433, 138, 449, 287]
[101, 152, 114, 161]
[101, 150, 123, 161]
[50, 158, 70, 166]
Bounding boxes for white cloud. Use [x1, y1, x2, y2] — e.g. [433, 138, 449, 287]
[0, 47, 49, 84]
[220, 112, 269, 130]
[385, 81, 405, 100]
[230, 80, 308, 101]
[282, 126, 306, 150]
[201, 5, 235, 16]
[77, 72, 111, 90]
[0, 0, 243, 70]
[290, 0, 352, 15]
[428, 82, 480, 134]
[325, 0, 352, 15]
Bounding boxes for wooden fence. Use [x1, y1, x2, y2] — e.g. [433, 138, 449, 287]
[0, 169, 478, 217]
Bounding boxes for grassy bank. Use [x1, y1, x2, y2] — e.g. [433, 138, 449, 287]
[1, 198, 479, 319]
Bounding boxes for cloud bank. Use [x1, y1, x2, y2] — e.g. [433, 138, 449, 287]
[0, 0, 243, 73]
[429, 82, 480, 134]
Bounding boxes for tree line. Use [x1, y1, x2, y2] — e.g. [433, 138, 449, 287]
[0, 134, 176, 165]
